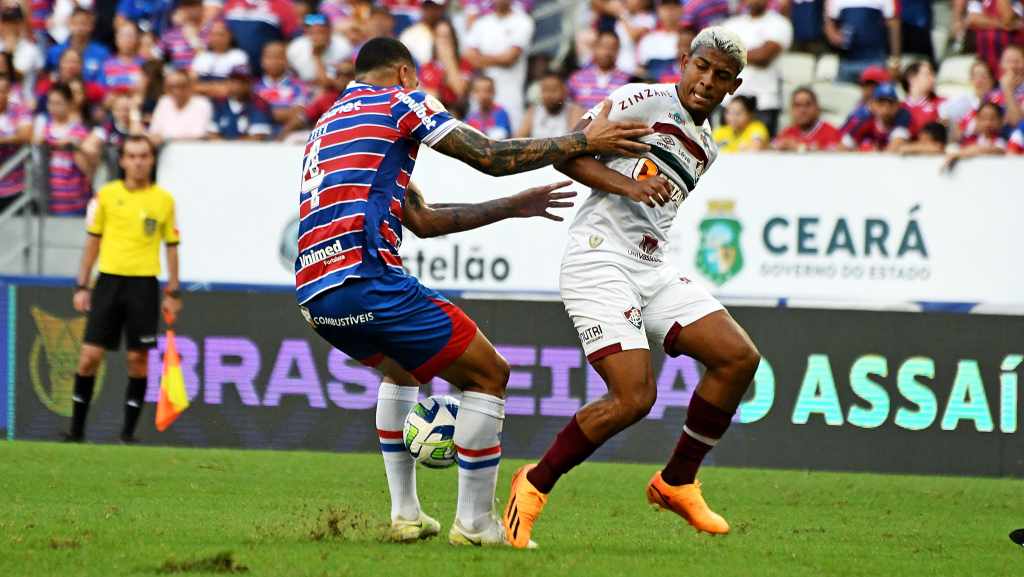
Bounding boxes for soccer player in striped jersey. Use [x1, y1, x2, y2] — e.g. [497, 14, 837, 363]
[296, 37, 652, 547]
[504, 27, 762, 548]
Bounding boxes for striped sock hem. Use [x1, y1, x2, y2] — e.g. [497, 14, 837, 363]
[455, 443, 501, 470]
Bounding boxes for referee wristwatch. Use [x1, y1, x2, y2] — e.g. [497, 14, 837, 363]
[74, 283, 90, 292]
[164, 287, 181, 299]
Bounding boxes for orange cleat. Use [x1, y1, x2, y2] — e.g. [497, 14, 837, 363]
[646, 470, 730, 535]
[503, 464, 548, 549]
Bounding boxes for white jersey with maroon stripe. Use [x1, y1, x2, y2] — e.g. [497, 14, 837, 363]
[568, 83, 718, 266]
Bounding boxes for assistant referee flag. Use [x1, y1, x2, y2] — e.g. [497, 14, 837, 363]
[155, 314, 189, 431]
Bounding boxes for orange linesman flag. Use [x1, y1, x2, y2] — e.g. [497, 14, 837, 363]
[155, 312, 189, 431]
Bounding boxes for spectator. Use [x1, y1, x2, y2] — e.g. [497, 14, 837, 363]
[840, 82, 911, 151]
[191, 18, 249, 100]
[465, 75, 512, 139]
[637, 0, 682, 81]
[724, 0, 793, 135]
[381, 0, 421, 36]
[966, 0, 1024, 77]
[825, 0, 901, 83]
[286, 12, 352, 90]
[773, 87, 842, 150]
[654, 30, 692, 83]
[115, 0, 175, 35]
[1009, 119, 1024, 152]
[86, 93, 147, 175]
[945, 100, 1009, 167]
[25, 0, 52, 42]
[681, 0, 732, 48]
[899, 0, 935, 63]
[47, 0, 94, 44]
[222, 0, 299, 76]
[36, 48, 106, 117]
[895, 121, 948, 154]
[713, 95, 770, 152]
[786, 0, 828, 54]
[464, 0, 534, 129]
[839, 65, 890, 133]
[939, 60, 995, 139]
[0, 71, 33, 214]
[102, 21, 146, 96]
[417, 21, 470, 109]
[46, 8, 111, 84]
[399, 0, 449, 67]
[568, 30, 630, 110]
[0, 7, 44, 87]
[34, 82, 97, 215]
[366, 4, 396, 40]
[160, 0, 208, 71]
[322, 0, 373, 44]
[901, 60, 943, 137]
[207, 65, 272, 140]
[148, 68, 213, 143]
[139, 59, 165, 118]
[992, 44, 1024, 127]
[614, 0, 657, 76]
[255, 40, 308, 137]
[516, 70, 583, 138]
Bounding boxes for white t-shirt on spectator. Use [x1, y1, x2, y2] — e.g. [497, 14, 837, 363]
[465, 9, 534, 129]
[615, 12, 657, 75]
[149, 94, 214, 141]
[0, 38, 44, 78]
[400, 23, 435, 68]
[191, 48, 249, 80]
[636, 29, 679, 68]
[724, 11, 793, 111]
[286, 35, 353, 83]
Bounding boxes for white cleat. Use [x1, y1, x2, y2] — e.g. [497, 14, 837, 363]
[389, 512, 441, 543]
[448, 515, 537, 548]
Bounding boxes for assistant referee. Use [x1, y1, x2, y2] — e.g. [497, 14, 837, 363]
[66, 134, 182, 443]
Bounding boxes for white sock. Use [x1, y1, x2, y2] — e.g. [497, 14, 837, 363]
[454, 391, 505, 532]
[376, 382, 421, 522]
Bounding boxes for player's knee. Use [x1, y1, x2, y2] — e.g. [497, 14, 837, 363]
[473, 353, 510, 398]
[726, 343, 761, 384]
[77, 349, 103, 376]
[126, 350, 149, 377]
[614, 386, 656, 425]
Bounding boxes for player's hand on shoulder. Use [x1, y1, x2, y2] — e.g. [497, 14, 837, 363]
[582, 100, 653, 157]
[626, 175, 672, 207]
[511, 180, 577, 221]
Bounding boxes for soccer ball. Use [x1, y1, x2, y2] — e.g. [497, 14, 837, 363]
[403, 395, 460, 468]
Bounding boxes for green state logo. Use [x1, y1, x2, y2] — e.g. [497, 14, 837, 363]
[696, 199, 743, 286]
[29, 307, 104, 416]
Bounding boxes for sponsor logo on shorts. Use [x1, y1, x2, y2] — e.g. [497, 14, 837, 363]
[679, 276, 692, 284]
[311, 312, 375, 328]
[623, 307, 643, 331]
[298, 305, 315, 328]
[588, 235, 604, 249]
[578, 325, 604, 345]
[627, 234, 663, 263]
[139, 335, 156, 344]
[639, 234, 659, 255]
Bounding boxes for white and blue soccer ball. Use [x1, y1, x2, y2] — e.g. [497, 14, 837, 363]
[403, 395, 460, 468]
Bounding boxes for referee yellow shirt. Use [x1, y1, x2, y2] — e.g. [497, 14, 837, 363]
[85, 180, 180, 277]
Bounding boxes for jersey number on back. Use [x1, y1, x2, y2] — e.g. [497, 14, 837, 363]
[302, 138, 324, 208]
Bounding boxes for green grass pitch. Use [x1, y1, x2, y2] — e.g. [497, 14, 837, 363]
[1, 441, 1021, 576]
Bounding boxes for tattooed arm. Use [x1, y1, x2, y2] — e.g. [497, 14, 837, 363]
[431, 100, 652, 177]
[403, 181, 576, 238]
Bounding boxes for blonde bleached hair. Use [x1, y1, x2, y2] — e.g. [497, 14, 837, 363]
[690, 26, 747, 73]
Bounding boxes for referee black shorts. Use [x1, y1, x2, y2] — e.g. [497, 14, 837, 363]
[83, 273, 160, 351]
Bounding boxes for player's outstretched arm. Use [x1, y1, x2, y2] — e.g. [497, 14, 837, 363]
[432, 101, 652, 177]
[554, 118, 674, 207]
[403, 180, 576, 238]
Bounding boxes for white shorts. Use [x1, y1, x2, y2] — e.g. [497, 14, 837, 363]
[560, 238, 724, 363]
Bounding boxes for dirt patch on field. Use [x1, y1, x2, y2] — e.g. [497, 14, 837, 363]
[158, 551, 248, 574]
[307, 506, 377, 542]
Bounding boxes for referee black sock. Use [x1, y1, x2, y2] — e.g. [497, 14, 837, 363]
[70, 374, 96, 439]
[121, 377, 148, 439]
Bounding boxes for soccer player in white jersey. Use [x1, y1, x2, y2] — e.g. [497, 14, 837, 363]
[504, 27, 762, 548]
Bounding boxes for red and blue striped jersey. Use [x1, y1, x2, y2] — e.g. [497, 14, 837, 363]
[295, 82, 459, 305]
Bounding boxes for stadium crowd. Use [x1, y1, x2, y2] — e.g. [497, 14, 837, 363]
[0, 0, 1021, 217]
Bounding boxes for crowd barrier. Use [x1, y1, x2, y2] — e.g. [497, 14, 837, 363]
[158, 143, 1024, 312]
[2, 279, 1021, 477]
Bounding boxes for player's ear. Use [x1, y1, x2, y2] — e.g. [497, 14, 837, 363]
[728, 76, 743, 95]
[678, 53, 689, 71]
